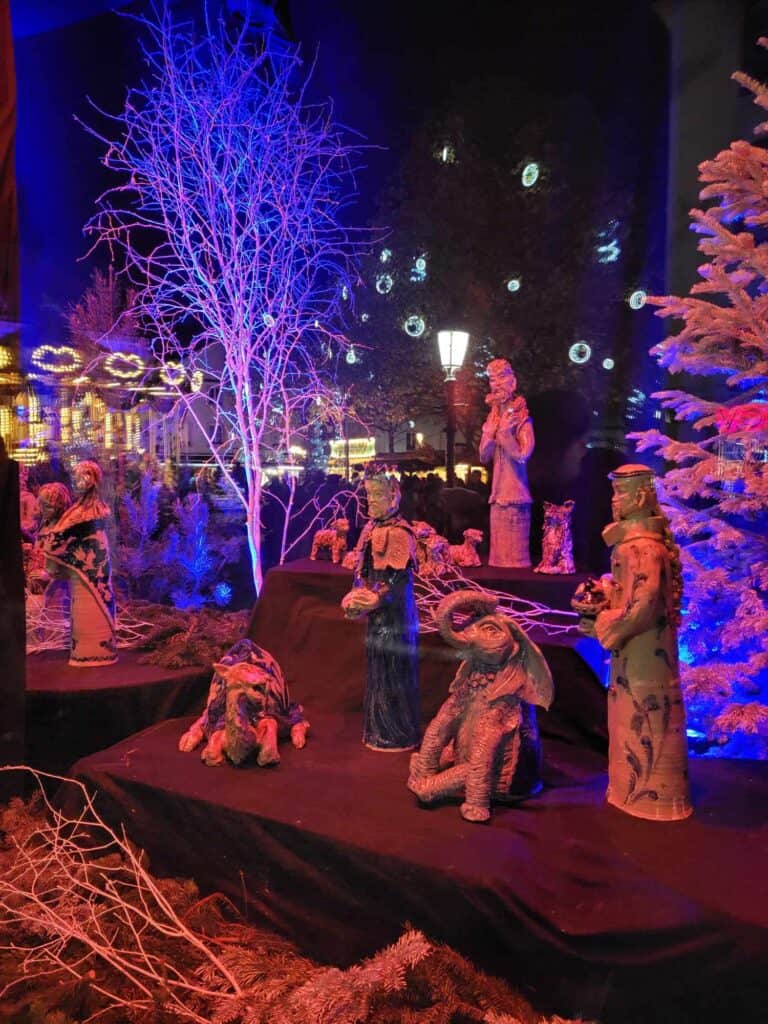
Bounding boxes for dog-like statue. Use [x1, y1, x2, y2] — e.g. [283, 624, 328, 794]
[310, 517, 350, 564]
[408, 589, 553, 822]
[449, 528, 484, 568]
[412, 520, 451, 577]
[179, 639, 309, 766]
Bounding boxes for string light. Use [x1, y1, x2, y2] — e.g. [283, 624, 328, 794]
[31, 345, 82, 374]
[105, 352, 145, 380]
[160, 361, 186, 386]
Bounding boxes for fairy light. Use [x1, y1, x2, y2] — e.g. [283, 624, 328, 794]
[0, 346, 12, 369]
[160, 361, 186, 387]
[31, 345, 82, 374]
[105, 352, 145, 380]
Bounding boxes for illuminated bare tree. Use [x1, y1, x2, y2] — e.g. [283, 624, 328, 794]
[84, 6, 370, 592]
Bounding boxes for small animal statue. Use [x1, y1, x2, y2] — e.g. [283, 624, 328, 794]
[341, 547, 360, 571]
[449, 528, 484, 568]
[310, 517, 350, 564]
[412, 520, 451, 577]
[534, 500, 575, 575]
[179, 639, 309, 766]
[408, 589, 553, 822]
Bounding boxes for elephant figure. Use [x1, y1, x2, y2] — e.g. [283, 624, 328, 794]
[179, 639, 309, 766]
[408, 589, 553, 822]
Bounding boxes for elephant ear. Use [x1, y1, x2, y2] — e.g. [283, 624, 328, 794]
[486, 625, 554, 709]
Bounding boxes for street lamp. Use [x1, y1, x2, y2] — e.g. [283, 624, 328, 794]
[437, 329, 469, 486]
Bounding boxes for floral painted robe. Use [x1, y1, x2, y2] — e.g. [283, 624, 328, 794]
[595, 517, 691, 821]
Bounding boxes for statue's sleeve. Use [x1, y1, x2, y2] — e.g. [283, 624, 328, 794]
[595, 541, 664, 650]
[479, 422, 496, 464]
[496, 417, 534, 463]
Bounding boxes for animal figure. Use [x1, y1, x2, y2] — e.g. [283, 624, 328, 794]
[310, 517, 350, 564]
[179, 639, 309, 766]
[449, 528, 484, 568]
[534, 500, 575, 575]
[412, 520, 451, 577]
[408, 589, 553, 822]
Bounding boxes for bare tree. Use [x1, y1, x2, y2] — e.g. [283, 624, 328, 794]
[83, 5, 370, 593]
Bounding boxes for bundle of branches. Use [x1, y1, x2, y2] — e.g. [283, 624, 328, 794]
[0, 770, 586, 1024]
[123, 600, 249, 669]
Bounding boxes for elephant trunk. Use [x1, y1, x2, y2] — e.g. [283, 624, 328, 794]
[435, 589, 498, 648]
[224, 686, 251, 765]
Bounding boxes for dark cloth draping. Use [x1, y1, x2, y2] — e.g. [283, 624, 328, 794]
[0, 0, 18, 323]
[61, 560, 768, 1021]
[0, 457, 25, 798]
[26, 650, 210, 775]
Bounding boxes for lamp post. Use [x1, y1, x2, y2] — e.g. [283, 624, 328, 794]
[437, 330, 469, 487]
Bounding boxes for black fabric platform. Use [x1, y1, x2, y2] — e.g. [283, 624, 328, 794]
[63, 561, 768, 1022]
[26, 650, 210, 774]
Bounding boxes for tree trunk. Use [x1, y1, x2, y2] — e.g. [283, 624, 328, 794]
[245, 473, 263, 596]
[388, 427, 395, 453]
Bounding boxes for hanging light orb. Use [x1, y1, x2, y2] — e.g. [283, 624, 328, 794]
[521, 162, 540, 188]
[361, 312, 370, 322]
[190, 370, 204, 392]
[628, 289, 647, 310]
[262, 312, 276, 327]
[434, 142, 456, 165]
[568, 342, 592, 365]
[506, 277, 521, 293]
[602, 357, 615, 370]
[403, 315, 426, 338]
[379, 248, 392, 263]
[346, 347, 358, 365]
[375, 274, 394, 295]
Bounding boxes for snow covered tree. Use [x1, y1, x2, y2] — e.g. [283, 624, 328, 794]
[83, 6, 369, 593]
[631, 42, 768, 758]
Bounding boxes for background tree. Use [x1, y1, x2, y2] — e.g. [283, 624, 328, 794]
[84, 6, 369, 593]
[632, 42, 768, 758]
[344, 79, 647, 453]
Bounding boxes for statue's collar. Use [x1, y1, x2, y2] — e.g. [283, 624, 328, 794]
[603, 516, 666, 548]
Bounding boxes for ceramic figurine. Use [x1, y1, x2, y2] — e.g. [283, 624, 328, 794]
[571, 464, 691, 821]
[40, 461, 117, 667]
[341, 466, 420, 751]
[534, 500, 575, 574]
[449, 527, 484, 568]
[408, 589, 553, 822]
[310, 517, 350, 564]
[179, 639, 309, 766]
[412, 520, 451, 577]
[479, 358, 535, 568]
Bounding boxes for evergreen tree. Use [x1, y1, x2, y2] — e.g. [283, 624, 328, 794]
[632, 43, 768, 758]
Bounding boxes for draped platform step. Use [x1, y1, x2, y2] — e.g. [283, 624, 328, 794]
[66, 714, 768, 1024]
[26, 650, 210, 775]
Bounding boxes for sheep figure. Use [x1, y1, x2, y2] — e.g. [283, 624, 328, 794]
[310, 517, 350, 564]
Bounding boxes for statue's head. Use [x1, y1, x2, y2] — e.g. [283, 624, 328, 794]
[38, 482, 72, 524]
[72, 460, 102, 497]
[364, 464, 400, 521]
[486, 358, 517, 404]
[609, 464, 660, 522]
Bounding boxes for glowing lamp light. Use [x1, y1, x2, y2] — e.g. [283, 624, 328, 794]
[346, 346, 358, 365]
[375, 273, 393, 295]
[521, 162, 539, 188]
[438, 329, 469, 381]
[506, 278, 521, 293]
[105, 351, 145, 380]
[569, 342, 592, 365]
[404, 315, 426, 338]
[628, 289, 647, 310]
[160, 361, 186, 387]
[602, 357, 615, 370]
[31, 345, 82, 374]
[379, 248, 392, 263]
[435, 143, 456, 165]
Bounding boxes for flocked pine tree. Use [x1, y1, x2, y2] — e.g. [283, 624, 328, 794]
[631, 42, 768, 758]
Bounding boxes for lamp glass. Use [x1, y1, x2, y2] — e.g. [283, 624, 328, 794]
[437, 330, 469, 379]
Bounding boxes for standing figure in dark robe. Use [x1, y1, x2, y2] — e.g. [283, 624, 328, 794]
[341, 467, 420, 751]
